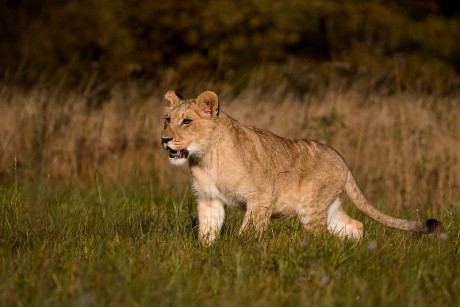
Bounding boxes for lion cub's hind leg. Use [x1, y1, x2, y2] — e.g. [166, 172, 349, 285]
[327, 197, 363, 240]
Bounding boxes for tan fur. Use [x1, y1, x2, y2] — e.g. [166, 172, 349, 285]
[161, 90, 440, 244]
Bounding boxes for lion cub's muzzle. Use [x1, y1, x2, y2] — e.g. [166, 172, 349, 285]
[161, 137, 189, 159]
[169, 149, 189, 159]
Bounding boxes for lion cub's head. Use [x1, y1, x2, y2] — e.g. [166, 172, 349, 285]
[161, 90, 219, 166]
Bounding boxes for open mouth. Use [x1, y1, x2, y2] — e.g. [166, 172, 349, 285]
[169, 149, 189, 159]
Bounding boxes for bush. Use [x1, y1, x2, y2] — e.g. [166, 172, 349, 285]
[1, 0, 459, 93]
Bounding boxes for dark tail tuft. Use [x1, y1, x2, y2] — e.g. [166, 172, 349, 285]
[425, 219, 442, 233]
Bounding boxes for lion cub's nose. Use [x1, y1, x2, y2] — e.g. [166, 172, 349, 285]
[162, 137, 173, 145]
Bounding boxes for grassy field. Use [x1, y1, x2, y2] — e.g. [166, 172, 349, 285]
[0, 181, 459, 306]
[0, 87, 459, 306]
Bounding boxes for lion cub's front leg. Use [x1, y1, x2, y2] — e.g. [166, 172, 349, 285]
[197, 199, 225, 244]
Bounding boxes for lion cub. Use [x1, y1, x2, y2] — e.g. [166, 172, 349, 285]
[161, 90, 440, 244]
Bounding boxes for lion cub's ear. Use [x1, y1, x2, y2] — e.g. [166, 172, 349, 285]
[195, 91, 219, 118]
[164, 90, 181, 108]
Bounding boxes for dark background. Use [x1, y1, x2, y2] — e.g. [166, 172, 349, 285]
[1, 0, 460, 94]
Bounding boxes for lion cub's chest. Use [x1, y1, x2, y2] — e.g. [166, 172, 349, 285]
[190, 166, 244, 208]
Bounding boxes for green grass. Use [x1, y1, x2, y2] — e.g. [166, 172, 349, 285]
[0, 182, 459, 306]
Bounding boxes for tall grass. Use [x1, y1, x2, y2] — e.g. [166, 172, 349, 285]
[0, 87, 458, 207]
[0, 86, 459, 305]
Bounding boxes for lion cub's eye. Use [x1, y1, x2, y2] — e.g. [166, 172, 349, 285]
[181, 119, 193, 126]
[164, 117, 171, 124]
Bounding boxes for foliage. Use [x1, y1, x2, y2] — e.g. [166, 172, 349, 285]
[1, 0, 460, 93]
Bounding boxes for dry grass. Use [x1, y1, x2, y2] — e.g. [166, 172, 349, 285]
[0, 87, 458, 209]
[1, 86, 459, 306]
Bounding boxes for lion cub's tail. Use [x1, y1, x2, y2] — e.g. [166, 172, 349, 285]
[345, 172, 441, 233]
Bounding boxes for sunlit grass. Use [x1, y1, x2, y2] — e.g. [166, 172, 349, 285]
[0, 182, 458, 306]
[0, 85, 458, 305]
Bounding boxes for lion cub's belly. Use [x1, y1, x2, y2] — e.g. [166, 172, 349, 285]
[191, 166, 304, 216]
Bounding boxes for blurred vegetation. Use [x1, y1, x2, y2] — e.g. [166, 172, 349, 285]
[1, 0, 460, 94]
